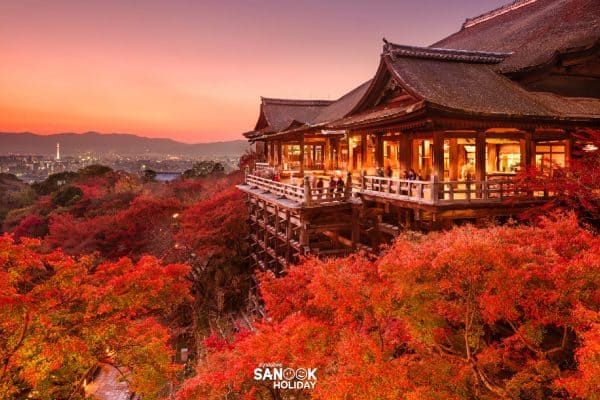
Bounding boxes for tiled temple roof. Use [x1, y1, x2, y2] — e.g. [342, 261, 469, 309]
[321, 42, 600, 130]
[312, 80, 373, 124]
[244, 0, 600, 140]
[432, 0, 600, 73]
[257, 98, 333, 132]
[384, 42, 511, 64]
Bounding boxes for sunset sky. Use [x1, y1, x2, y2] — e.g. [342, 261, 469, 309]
[1, 0, 507, 143]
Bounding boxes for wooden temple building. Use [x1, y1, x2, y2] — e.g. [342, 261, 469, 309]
[238, 0, 600, 270]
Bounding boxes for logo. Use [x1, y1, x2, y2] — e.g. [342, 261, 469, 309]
[253, 363, 317, 390]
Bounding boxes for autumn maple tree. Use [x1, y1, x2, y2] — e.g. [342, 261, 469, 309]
[514, 129, 600, 228]
[0, 235, 191, 399]
[177, 214, 600, 400]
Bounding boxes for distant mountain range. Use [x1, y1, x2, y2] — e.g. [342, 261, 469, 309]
[0, 132, 250, 158]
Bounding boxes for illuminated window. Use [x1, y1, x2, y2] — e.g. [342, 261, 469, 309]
[536, 141, 565, 173]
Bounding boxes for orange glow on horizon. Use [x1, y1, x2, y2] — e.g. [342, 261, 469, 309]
[0, 0, 507, 143]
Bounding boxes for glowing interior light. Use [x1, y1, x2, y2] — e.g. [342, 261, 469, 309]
[582, 143, 598, 152]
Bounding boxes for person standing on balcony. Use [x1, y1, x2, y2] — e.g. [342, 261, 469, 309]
[309, 172, 317, 188]
[329, 176, 336, 197]
[316, 177, 324, 197]
[336, 175, 345, 196]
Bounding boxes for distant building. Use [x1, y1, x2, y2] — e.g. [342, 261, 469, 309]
[56, 143, 61, 161]
[239, 0, 600, 271]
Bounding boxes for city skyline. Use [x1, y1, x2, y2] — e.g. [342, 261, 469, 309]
[1, 0, 507, 143]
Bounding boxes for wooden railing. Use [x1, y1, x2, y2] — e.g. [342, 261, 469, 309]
[246, 174, 306, 203]
[244, 169, 542, 207]
[361, 175, 537, 205]
[361, 176, 435, 204]
[434, 180, 529, 204]
[255, 162, 270, 171]
[244, 171, 352, 206]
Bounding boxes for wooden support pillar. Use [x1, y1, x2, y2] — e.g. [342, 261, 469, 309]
[430, 213, 443, 231]
[372, 215, 381, 250]
[475, 131, 486, 182]
[274, 205, 279, 256]
[432, 131, 445, 180]
[331, 138, 338, 170]
[412, 139, 421, 171]
[449, 138, 459, 180]
[299, 136, 305, 174]
[303, 176, 312, 206]
[333, 138, 339, 170]
[399, 133, 411, 173]
[520, 131, 533, 170]
[264, 141, 269, 163]
[299, 214, 310, 255]
[324, 138, 330, 172]
[375, 133, 384, 170]
[345, 172, 353, 200]
[403, 209, 412, 228]
[565, 130, 573, 167]
[263, 202, 269, 264]
[285, 210, 291, 265]
[269, 142, 274, 166]
[347, 135, 354, 171]
[277, 141, 283, 168]
[361, 132, 367, 173]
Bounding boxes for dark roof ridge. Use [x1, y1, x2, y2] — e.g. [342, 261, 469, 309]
[260, 97, 334, 106]
[382, 41, 512, 64]
[461, 0, 538, 29]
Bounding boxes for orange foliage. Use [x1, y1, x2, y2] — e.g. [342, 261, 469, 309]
[0, 236, 191, 399]
[178, 215, 599, 400]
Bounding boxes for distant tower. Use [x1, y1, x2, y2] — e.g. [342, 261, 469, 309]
[56, 143, 60, 161]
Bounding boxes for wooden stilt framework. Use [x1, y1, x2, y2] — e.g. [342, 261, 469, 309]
[244, 190, 355, 271]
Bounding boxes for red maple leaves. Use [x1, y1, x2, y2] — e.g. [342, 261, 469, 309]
[178, 214, 600, 400]
[0, 236, 191, 399]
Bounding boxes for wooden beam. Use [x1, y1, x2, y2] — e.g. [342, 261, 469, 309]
[442, 130, 478, 139]
[306, 222, 352, 233]
[322, 230, 353, 248]
[533, 130, 567, 141]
